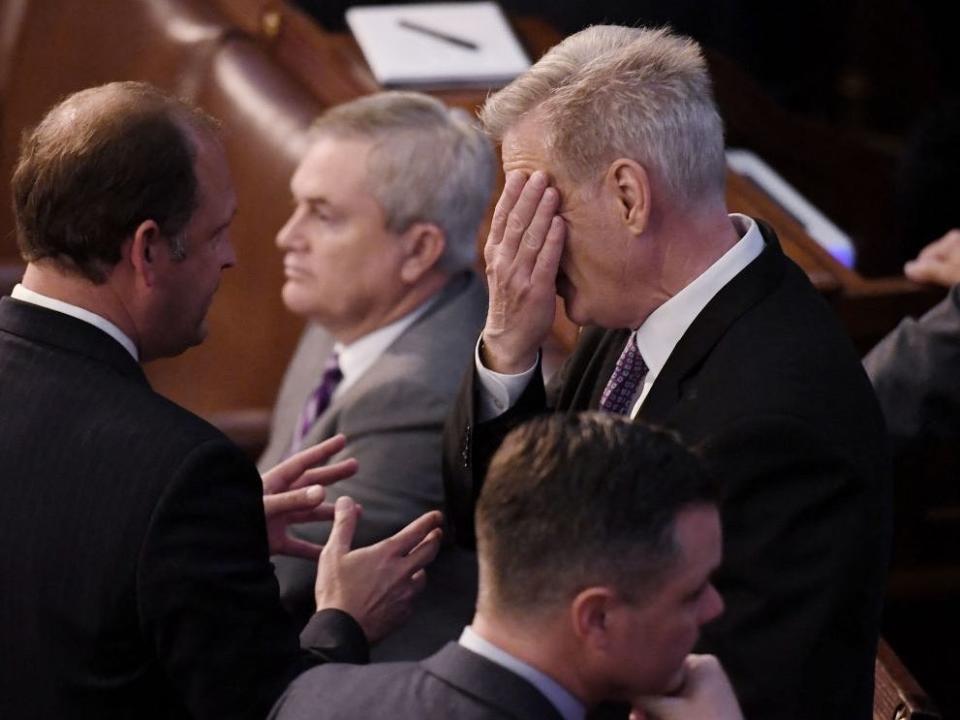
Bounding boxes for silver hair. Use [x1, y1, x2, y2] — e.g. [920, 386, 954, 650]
[481, 26, 726, 206]
[312, 91, 496, 272]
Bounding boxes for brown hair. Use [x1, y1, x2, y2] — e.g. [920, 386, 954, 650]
[476, 412, 718, 613]
[12, 81, 219, 282]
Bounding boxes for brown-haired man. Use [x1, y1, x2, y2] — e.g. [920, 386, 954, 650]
[0, 81, 441, 720]
[269, 413, 744, 720]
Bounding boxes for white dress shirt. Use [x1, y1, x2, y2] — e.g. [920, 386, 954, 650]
[11, 283, 139, 361]
[459, 626, 585, 720]
[330, 293, 438, 400]
[476, 214, 765, 420]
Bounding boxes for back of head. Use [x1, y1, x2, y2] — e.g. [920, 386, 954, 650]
[481, 25, 726, 206]
[311, 91, 496, 272]
[12, 81, 219, 283]
[476, 412, 718, 617]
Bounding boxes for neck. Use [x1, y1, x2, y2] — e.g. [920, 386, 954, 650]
[471, 609, 596, 708]
[627, 197, 740, 328]
[332, 271, 450, 346]
[21, 261, 140, 348]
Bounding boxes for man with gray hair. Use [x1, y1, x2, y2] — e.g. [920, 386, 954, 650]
[443, 25, 891, 719]
[271, 413, 744, 720]
[260, 91, 495, 660]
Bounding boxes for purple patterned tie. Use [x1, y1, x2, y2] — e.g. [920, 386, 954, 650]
[290, 353, 342, 453]
[599, 332, 648, 415]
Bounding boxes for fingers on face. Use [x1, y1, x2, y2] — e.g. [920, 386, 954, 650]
[531, 215, 566, 284]
[488, 170, 529, 247]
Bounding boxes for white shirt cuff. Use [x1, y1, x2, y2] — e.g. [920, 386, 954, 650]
[474, 338, 538, 421]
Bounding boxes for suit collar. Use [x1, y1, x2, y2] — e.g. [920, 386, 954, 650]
[0, 296, 146, 384]
[301, 271, 482, 446]
[422, 643, 566, 720]
[639, 221, 785, 420]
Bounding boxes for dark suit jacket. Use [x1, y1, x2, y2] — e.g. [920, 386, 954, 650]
[443, 226, 892, 720]
[269, 642, 564, 720]
[0, 297, 367, 720]
[261, 272, 487, 661]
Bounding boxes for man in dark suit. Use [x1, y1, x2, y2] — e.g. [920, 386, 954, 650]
[442, 26, 891, 720]
[258, 92, 494, 660]
[0, 81, 442, 720]
[270, 413, 745, 720]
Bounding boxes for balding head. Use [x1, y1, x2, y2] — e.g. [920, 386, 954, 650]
[12, 81, 219, 282]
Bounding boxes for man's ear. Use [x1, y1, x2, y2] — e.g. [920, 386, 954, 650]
[571, 586, 618, 652]
[399, 222, 446, 284]
[127, 219, 163, 287]
[606, 159, 651, 235]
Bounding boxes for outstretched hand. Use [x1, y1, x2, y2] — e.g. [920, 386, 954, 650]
[481, 170, 565, 374]
[261, 434, 359, 559]
[314, 496, 443, 643]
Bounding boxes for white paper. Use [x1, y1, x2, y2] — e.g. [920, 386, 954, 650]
[346, 2, 531, 87]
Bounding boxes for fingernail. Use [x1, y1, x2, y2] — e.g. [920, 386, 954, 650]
[306, 486, 322, 501]
[530, 170, 546, 187]
[335, 496, 353, 511]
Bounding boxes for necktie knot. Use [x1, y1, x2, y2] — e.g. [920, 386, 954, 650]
[599, 332, 648, 415]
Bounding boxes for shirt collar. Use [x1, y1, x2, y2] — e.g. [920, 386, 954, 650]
[333, 292, 439, 396]
[11, 283, 139, 361]
[634, 213, 763, 394]
[459, 626, 585, 720]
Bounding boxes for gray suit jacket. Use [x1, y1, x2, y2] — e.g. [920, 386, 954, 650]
[268, 642, 564, 720]
[260, 271, 487, 660]
[864, 284, 960, 446]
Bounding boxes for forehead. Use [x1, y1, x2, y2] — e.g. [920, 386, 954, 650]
[291, 135, 374, 198]
[665, 505, 722, 587]
[500, 112, 555, 176]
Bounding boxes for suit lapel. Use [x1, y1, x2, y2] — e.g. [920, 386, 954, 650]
[299, 272, 480, 449]
[0, 297, 146, 384]
[639, 223, 785, 422]
[422, 643, 566, 720]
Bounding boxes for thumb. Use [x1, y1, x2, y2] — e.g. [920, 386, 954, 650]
[324, 496, 358, 557]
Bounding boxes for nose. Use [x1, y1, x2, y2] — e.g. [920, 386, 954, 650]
[275, 209, 300, 250]
[219, 235, 237, 270]
[699, 583, 724, 625]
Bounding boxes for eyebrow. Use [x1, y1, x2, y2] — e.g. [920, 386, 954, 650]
[213, 206, 238, 235]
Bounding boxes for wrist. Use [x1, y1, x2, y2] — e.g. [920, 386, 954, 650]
[480, 332, 538, 375]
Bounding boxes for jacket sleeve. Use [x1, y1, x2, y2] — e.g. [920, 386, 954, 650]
[863, 285, 960, 448]
[137, 438, 367, 720]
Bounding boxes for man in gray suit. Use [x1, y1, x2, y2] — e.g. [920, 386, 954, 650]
[269, 413, 744, 720]
[259, 91, 495, 659]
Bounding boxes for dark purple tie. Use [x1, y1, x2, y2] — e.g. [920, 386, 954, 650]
[290, 353, 342, 453]
[599, 332, 648, 415]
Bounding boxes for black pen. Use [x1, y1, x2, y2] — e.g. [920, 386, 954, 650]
[397, 18, 479, 51]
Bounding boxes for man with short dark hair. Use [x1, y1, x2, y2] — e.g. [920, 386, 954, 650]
[269, 413, 744, 720]
[0, 81, 441, 720]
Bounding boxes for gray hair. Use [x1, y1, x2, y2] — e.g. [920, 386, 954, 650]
[481, 26, 726, 206]
[312, 92, 496, 272]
